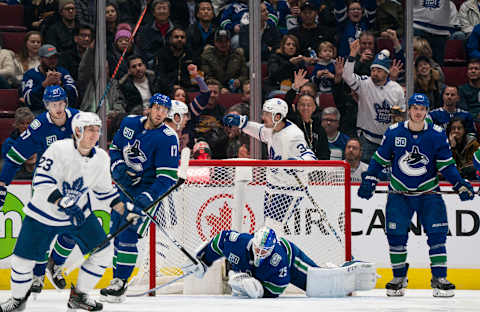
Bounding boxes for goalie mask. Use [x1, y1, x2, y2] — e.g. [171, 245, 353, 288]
[263, 98, 288, 129]
[167, 100, 189, 130]
[71, 112, 102, 143]
[252, 227, 277, 267]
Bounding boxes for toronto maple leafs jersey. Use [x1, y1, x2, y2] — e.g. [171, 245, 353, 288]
[109, 116, 180, 201]
[427, 107, 476, 136]
[369, 121, 463, 193]
[342, 59, 405, 144]
[0, 108, 79, 185]
[24, 139, 120, 226]
[242, 121, 316, 160]
[197, 230, 313, 297]
[413, 0, 451, 36]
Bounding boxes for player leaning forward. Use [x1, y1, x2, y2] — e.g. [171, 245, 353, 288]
[192, 227, 377, 298]
[0, 112, 144, 312]
[358, 93, 475, 297]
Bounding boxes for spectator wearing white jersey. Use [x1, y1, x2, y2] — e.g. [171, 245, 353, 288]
[342, 39, 405, 163]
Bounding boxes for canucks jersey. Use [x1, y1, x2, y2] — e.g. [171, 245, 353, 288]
[197, 230, 312, 297]
[242, 121, 316, 160]
[427, 107, 476, 136]
[22, 66, 78, 112]
[474, 148, 480, 175]
[342, 59, 405, 144]
[0, 108, 79, 185]
[328, 131, 350, 160]
[25, 139, 119, 226]
[370, 121, 463, 193]
[109, 116, 180, 201]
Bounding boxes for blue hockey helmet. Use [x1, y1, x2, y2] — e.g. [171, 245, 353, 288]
[43, 85, 67, 108]
[149, 93, 172, 109]
[252, 226, 277, 267]
[408, 93, 430, 110]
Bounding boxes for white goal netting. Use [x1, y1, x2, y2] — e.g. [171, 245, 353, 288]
[131, 160, 351, 295]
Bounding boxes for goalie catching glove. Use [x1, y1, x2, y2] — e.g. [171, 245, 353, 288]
[228, 271, 264, 299]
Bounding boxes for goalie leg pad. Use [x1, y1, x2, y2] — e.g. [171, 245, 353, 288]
[228, 272, 264, 299]
[307, 261, 377, 297]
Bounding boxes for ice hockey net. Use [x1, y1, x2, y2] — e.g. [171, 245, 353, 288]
[133, 160, 351, 295]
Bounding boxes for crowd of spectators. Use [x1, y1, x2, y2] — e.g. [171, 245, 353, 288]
[0, 0, 479, 182]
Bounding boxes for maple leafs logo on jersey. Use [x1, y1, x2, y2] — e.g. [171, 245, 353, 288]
[123, 140, 147, 172]
[62, 177, 87, 205]
[374, 100, 392, 124]
[398, 145, 429, 177]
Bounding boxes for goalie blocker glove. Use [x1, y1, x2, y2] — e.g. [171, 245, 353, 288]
[452, 179, 474, 201]
[357, 172, 378, 200]
[223, 114, 248, 129]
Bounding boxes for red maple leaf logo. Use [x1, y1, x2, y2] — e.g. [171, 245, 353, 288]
[205, 201, 232, 238]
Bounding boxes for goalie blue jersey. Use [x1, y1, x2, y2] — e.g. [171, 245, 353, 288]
[109, 115, 179, 201]
[370, 121, 463, 192]
[197, 230, 316, 297]
[0, 108, 79, 185]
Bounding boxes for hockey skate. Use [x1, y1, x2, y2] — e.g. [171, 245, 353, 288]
[431, 277, 455, 297]
[29, 275, 44, 299]
[0, 290, 30, 312]
[67, 286, 102, 311]
[386, 276, 408, 297]
[99, 278, 127, 303]
[46, 255, 67, 289]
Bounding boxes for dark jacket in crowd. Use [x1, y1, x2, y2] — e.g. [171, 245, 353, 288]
[238, 22, 281, 61]
[118, 70, 159, 114]
[152, 46, 198, 92]
[266, 52, 305, 92]
[136, 20, 175, 64]
[44, 19, 75, 53]
[187, 22, 217, 60]
[288, 25, 335, 56]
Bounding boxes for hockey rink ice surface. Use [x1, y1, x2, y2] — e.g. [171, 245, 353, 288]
[2, 289, 479, 312]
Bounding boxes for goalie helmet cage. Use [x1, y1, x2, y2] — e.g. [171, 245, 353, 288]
[137, 160, 351, 295]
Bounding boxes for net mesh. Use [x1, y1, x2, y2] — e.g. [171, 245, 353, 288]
[130, 160, 350, 294]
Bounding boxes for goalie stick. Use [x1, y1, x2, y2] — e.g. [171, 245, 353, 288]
[291, 171, 343, 245]
[64, 148, 191, 276]
[126, 269, 194, 297]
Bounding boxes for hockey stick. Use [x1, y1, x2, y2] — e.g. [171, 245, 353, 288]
[374, 189, 458, 195]
[63, 148, 191, 275]
[126, 270, 194, 297]
[291, 171, 343, 245]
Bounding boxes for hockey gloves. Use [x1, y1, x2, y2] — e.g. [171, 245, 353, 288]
[122, 202, 146, 230]
[223, 114, 248, 129]
[0, 185, 6, 208]
[112, 162, 141, 188]
[453, 179, 474, 201]
[358, 172, 378, 200]
[58, 197, 85, 226]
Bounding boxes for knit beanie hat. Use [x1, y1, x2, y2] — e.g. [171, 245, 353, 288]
[115, 29, 132, 42]
[58, 0, 74, 11]
[370, 49, 391, 74]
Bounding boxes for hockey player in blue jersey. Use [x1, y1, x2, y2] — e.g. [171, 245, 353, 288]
[358, 93, 475, 297]
[0, 112, 144, 312]
[191, 227, 377, 298]
[474, 148, 480, 192]
[0, 85, 79, 294]
[100, 93, 180, 302]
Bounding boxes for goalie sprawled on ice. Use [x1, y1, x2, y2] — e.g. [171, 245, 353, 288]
[191, 227, 377, 298]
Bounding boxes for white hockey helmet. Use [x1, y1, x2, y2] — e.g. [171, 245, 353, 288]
[252, 226, 277, 267]
[263, 98, 288, 128]
[71, 111, 102, 142]
[167, 100, 189, 130]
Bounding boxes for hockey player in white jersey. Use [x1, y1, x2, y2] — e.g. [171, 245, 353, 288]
[223, 98, 317, 161]
[342, 39, 405, 163]
[223, 98, 317, 227]
[0, 112, 144, 312]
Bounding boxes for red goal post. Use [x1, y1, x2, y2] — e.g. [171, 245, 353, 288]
[142, 160, 352, 294]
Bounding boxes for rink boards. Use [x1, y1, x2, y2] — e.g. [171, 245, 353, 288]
[0, 181, 478, 290]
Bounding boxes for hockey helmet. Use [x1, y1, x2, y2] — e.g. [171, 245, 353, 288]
[167, 100, 189, 130]
[43, 85, 67, 108]
[71, 111, 102, 142]
[252, 226, 277, 267]
[149, 93, 172, 109]
[263, 98, 288, 129]
[408, 93, 430, 110]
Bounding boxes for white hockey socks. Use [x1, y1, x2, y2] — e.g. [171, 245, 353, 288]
[10, 255, 35, 299]
[76, 245, 111, 293]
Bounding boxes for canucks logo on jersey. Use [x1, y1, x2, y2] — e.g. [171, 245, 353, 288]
[122, 140, 147, 172]
[398, 145, 429, 177]
[62, 177, 87, 202]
